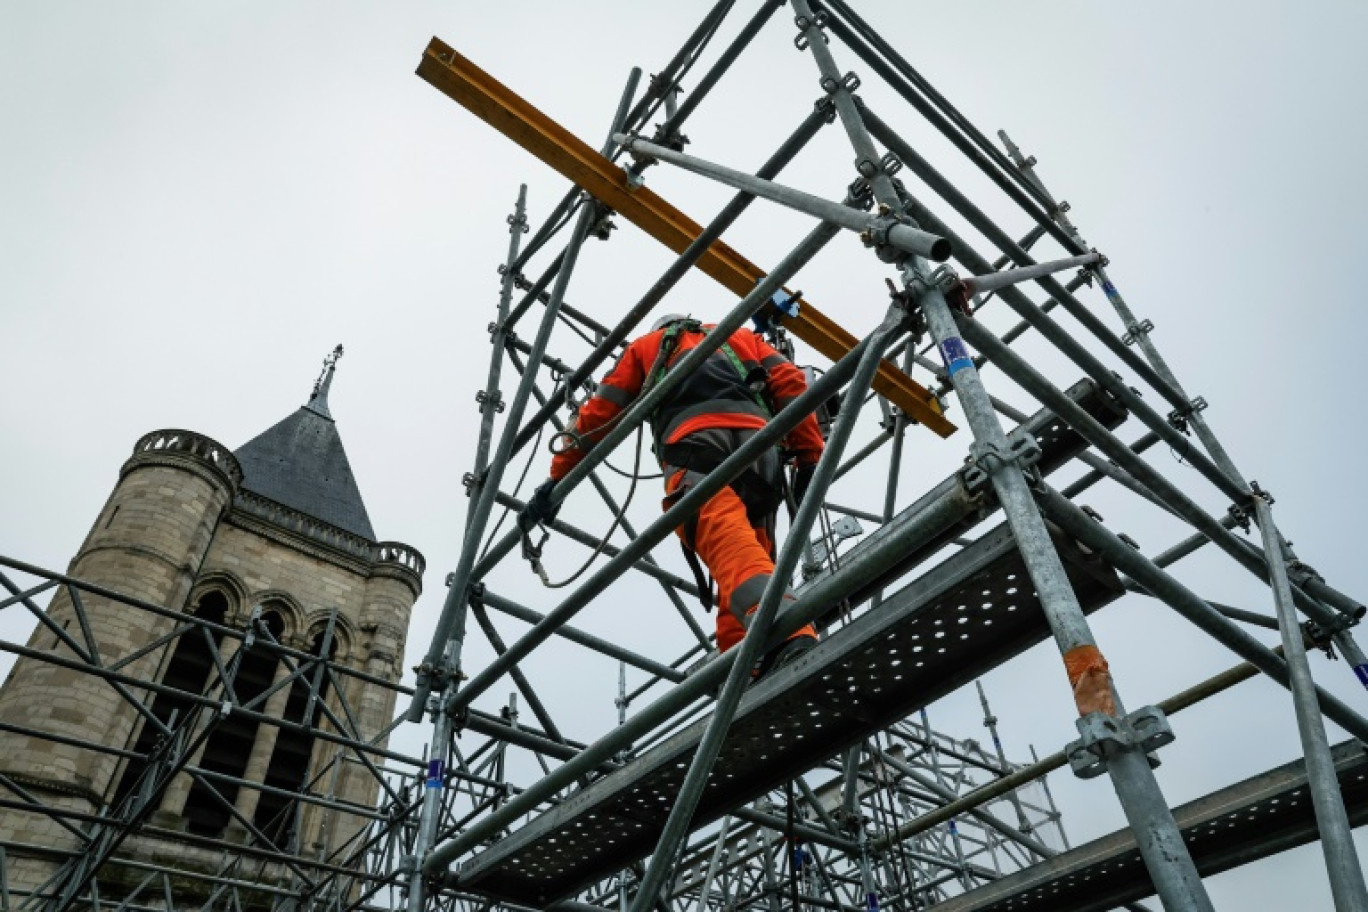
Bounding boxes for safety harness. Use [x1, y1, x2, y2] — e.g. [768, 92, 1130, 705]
[643, 318, 772, 426]
[646, 318, 787, 613]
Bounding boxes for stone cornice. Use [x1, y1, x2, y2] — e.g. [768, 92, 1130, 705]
[226, 505, 374, 577]
[228, 491, 424, 593]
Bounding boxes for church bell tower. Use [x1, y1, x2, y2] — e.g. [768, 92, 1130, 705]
[0, 348, 424, 898]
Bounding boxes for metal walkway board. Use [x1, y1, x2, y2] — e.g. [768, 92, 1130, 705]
[929, 740, 1368, 912]
[454, 524, 1125, 905]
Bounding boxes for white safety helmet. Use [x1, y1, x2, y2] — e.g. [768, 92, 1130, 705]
[650, 313, 689, 333]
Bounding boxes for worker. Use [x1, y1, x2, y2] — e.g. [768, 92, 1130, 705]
[518, 314, 825, 678]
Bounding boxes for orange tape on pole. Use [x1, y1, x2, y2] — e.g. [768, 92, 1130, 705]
[1063, 644, 1116, 717]
[417, 38, 956, 439]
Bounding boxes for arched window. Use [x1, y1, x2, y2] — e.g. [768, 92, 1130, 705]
[252, 624, 338, 845]
[111, 590, 228, 810]
[181, 609, 285, 837]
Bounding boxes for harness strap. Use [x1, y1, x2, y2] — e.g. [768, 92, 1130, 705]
[649, 319, 772, 417]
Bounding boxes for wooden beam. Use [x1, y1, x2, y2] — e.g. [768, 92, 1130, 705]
[417, 37, 955, 437]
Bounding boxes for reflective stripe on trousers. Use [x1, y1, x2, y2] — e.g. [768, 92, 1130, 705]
[665, 470, 817, 654]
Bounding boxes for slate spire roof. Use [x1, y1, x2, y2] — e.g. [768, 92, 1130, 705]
[233, 347, 377, 540]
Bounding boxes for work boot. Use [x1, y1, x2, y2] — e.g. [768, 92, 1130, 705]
[753, 634, 817, 681]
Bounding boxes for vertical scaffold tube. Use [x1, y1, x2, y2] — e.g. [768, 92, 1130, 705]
[407, 197, 597, 722]
[407, 633, 462, 912]
[1252, 497, 1368, 911]
[469, 186, 528, 528]
[913, 265, 1214, 912]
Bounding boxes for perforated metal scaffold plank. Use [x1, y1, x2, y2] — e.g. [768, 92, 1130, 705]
[453, 524, 1125, 905]
[929, 740, 1368, 912]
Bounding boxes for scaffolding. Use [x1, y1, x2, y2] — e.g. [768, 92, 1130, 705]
[2, 2, 1368, 911]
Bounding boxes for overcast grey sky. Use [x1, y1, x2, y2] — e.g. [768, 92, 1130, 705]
[3, 2, 1368, 907]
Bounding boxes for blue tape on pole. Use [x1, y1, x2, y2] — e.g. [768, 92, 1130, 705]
[427, 758, 444, 789]
[1354, 664, 1368, 690]
[866, 892, 879, 912]
[1101, 280, 1120, 301]
[938, 336, 974, 376]
[750, 284, 801, 333]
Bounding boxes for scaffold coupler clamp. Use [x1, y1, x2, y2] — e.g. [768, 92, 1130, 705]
[833, 806, 864, 837]
[476, 388, 504, 415]
[649, 117, 689, 153]
[461, 469, 485, 498]
[1226, 501, 1253, 534]
[846, 176, 875, 212]
[960, 429, 1043, 496]
[902, 263, 961, 307]
[1166, 395, 1207, 435]
[793, 10, 830, 50]
[589, 202, 617, 242]
[243, 605, 264, 651]
[1065, 705, 1175, 780]
[883, 278, 928, 347]
[1121, 318, 1154, 347]
[1301, 619, 1341, 661]
[752, 285, 802, 334]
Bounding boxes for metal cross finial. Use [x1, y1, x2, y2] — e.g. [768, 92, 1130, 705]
[307, 344, 344, 418]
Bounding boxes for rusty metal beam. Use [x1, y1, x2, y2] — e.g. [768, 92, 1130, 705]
[417, 38, 955, 437]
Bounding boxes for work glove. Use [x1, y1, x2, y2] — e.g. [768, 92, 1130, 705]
[518, 479, 561, 533]
[791, 463, 818, 510]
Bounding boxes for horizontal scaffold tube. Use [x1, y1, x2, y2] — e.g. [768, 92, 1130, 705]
[615, 133, 950, 262]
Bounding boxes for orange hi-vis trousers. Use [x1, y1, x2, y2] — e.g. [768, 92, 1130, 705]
[667, 471, 818, 653]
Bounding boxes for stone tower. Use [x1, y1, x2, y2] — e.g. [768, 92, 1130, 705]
[0, 353, 423, 899]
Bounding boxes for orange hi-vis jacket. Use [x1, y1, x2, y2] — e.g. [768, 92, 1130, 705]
[549, 324, 825, 481]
